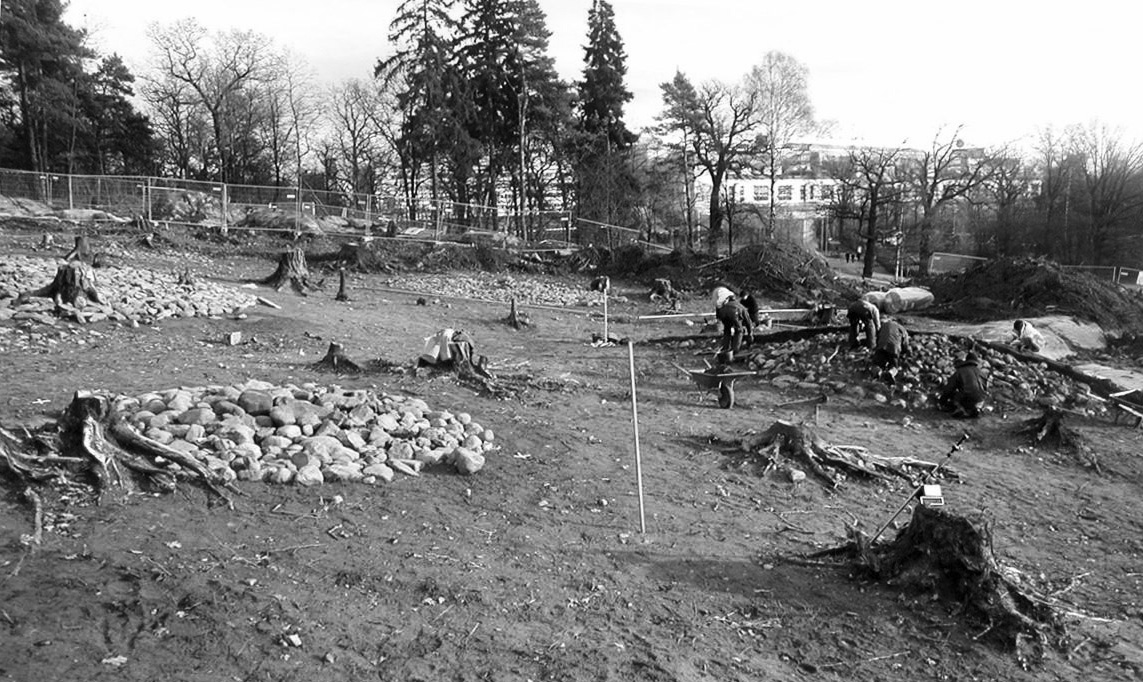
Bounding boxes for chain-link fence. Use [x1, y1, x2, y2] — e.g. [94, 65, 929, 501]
[0, 167, 675, 251]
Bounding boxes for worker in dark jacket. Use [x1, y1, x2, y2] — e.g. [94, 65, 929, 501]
[739, 289, 760, 326]
[717, 297, 754, 353]
[939, 352, 989, 418]
[871, 318, 909, 370]
[847, 298, 881, 349]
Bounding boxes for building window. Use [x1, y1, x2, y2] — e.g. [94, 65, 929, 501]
[777, 184, 793, 202]
[753, 184, 770, 202]
[819, 184, 834, 201]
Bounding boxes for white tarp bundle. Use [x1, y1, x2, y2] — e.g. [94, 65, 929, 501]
[864, 287, 934, 314]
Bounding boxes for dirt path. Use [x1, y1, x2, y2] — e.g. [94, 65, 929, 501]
[1, 238, 1141, 681]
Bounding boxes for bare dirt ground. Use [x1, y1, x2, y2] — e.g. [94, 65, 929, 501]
[2, 227, 1142, 682]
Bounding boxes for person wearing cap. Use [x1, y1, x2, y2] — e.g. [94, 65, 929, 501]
[1010, 319, 1044, 353]
[939, 351, 989, 418]
[846, 298, 881, 349]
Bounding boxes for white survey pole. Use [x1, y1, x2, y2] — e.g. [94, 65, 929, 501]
[628, 341, 646, 534]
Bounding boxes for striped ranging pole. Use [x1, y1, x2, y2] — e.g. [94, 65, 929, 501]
[627, 341, 646, 534]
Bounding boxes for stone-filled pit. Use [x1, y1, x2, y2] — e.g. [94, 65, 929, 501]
[747, 330, 1108, 414]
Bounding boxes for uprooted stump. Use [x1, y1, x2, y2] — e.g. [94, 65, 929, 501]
[815, 505, 1065, 652]
[732, 420, 948, 488]
[17, 261, 103, 311]
[258, 247, 320, 294]
[313, 342, 362, 373]
[55, 391, 236, 507]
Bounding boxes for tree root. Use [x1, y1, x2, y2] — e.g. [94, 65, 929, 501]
[735, 420, 947, 488]
[17, 261, 104, 315]
[806, 505, 1066, 653]
[257, 247, 321, 295]
[3, 391, 239, 508]
[1017, 407, 1083, 451]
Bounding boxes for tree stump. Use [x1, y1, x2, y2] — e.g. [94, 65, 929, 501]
[18, 261, 103, 310]
[335, 268, 350, 302]
[850, 505, 1064, 650]
[313, 342, 362, 373]
[258, 247, 318, 294]
[64, 235, 92, 263]
[734, 420, 947, 487]
[1018, 407, 1082, 451]
[50, 391, 234, 506]
[503, 297, 530, 329]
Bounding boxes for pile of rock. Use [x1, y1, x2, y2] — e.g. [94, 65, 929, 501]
[112, 380, 495, 486]
[748, 331, 1106, 414]
[0, 255, 256, 324]
[387, 271, 613, 308]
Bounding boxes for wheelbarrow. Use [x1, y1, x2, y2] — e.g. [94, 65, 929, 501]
[674, 363, 758, 408]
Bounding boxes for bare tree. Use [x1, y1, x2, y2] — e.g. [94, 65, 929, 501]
[146, 19, 275, 183]
[659, 71, 763, 251]
[745, 51, 815, 235]
[1065, 121, 1143, 265]
[828, 146, 904, 278]
[904, 126, 997, 273]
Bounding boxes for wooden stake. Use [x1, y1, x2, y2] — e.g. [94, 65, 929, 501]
[628, 341, 646, 534]
[603, 280, 610, 342]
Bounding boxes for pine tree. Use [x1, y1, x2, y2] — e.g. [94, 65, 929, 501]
[573, 0, 639, 225]
[0, 0, 92, 172]
[578, 0, 635, 150]
[377, 0, 463, 217]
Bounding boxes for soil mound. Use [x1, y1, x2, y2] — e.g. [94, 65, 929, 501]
[715, 241, 857, 302]
[923, 257, 1143, 332]
[599, 240, 858, 303]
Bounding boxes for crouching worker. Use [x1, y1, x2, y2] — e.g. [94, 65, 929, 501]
[939, 352, 989, 418]
[717, 295, 754, 353]
[1010, 319, 1044, 353]
[871, 317, 909, 383]
[847, 298, 881, 349]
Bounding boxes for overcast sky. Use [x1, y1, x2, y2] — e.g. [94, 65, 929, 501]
[64, 0, 1140, 149]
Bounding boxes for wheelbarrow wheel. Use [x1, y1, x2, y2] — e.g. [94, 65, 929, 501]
[718, 381, 735, 409]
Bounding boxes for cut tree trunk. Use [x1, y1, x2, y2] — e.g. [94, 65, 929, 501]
[64, 235, 92, 263]
[258, 247, 318, 294]
[819, 505, 1065, 651]
[55, 391, 234, 506]
[503, 298, 530, 329]
[1018, 407, 1083, 451]
[335, 268, 350, 301]
[18, 261, 103, 312]
[313, 342, 362, 373]
[734, 420, 947, 487]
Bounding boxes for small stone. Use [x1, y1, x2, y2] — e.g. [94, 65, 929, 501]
[453, 447, 485, 475]
[295, 465, 324, 486]
[789, 469, 807, 483]
[363, 462, 395, 482]
[177, 407, 217, 426]
[237, 390, 274, 416]
[227, 331, 242, 346]
[269, 404, 297, 426]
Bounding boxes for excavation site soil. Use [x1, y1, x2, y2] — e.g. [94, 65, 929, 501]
[2, 223, 1142, 682]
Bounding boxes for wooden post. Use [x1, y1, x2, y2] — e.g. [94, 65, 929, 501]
[603, 282, 609, 342]
[628, 341, 646, 534]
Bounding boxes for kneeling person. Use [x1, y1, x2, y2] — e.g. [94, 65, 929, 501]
[939, 352, 989, 418]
